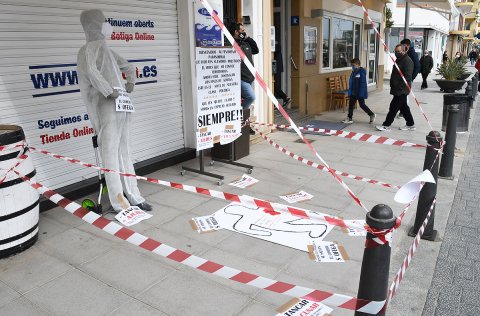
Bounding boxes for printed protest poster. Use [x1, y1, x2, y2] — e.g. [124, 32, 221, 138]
[279, 191, 314, 204]
[194, 0, 223, 47]
[276, 298, 333, 316]
[342, 220, 367, 237]
[212, 203, 334, 251]
[114, 87, 135, 112]
[115, 206, 152, 227]
[308, 240, 349, 263]
[190, 215, 221, 233]
[196, 47, 242, 150]
[228, 174, 259, 189]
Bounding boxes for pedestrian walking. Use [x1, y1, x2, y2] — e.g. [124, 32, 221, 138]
[273, 42, 291, 107]
[397, 38, 420, 119]
[341, 58, 375, 124]
[420, 50, 434, 89]
[469, 50, 478, 66]
[376, 44, 416, 132]
[442, 51, 448, 64]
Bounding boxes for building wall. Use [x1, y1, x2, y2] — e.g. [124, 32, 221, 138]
[290, 0, 385, 115]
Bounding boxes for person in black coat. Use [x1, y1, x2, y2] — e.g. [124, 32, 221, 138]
[420, 50, 434, 89]
[376, 44, 415, 131]
[400, 39, 420, 81]
[273, 42, 291, 107]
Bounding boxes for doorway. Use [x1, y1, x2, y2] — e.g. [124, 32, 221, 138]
[273, 0, 291, 105]
[367, 23, 380, 85]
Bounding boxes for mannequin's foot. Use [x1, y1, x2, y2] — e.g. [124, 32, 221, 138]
[135, 202, 153, 212]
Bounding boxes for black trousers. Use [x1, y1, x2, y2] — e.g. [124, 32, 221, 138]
[421, 72, 430, 88]
[347, 97, 374, 119]
[383, 94, 415, 127]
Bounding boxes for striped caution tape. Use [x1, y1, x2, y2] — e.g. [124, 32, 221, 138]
[255, 128, 401, 190]
[252, 122, 426, 148]
[386, 198, 437, 307]
[0, 141, 26, 153]
[28, 146, 371, 234]
[200, 0, 368, 213]
[14, 169, 386, 315]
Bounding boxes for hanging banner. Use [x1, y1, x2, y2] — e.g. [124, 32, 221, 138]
[194, 0, 223, 47]
[196, 47, 242, 150]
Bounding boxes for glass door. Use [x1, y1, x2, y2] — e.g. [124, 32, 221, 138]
[368, 23, 380, 85]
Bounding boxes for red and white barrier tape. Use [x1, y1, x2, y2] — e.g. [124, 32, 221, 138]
[28, 146, 372, 233]
[200, 0, 368, 213]
[0, 151, 29, 186]
[387, 198, 437, 306]
[15, 169, 385, 314]
[0, 142, 26, 153]
[255, 128, 401, 190]
[253, 122, 426, 148]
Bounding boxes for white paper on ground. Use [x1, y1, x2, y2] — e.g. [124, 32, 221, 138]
[228, 174, 259, 188]
[394, 170, 436, 204]
[191, 215, 221, 233]
[308, 240, 347, 263]
[279, 190, 314, 204]
[342, 220, 367, 237]
[115, 206, 152, 227]
[276, 298, 333, 316]
[212, 202, 334, 252]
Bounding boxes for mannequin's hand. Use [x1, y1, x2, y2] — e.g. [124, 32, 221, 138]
[125, 82, 135, 94]
[107, 89, 119, 99]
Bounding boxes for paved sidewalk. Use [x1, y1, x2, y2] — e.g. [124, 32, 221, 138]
[422, 89, 480, 315]
[0, 73, 474, 316]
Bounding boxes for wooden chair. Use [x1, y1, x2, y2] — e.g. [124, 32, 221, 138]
[332, 76, 349, 112]
[327, 76, 340, 111]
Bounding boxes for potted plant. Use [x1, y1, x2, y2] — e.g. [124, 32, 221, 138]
[434, 58, 469, 93]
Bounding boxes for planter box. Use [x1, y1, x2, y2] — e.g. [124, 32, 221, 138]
[433, 79, 466, 93]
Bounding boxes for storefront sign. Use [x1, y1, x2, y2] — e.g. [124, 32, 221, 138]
[195, 47, 241, 150]
[194, 0, 223, 47]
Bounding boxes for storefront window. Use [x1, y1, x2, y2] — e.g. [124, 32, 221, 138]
[332, 17, 354, 69]
[322, 17, 330, 68]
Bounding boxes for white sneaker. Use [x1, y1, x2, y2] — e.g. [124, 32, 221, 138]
[399, 125, 416, 131]
[342, 118, 353, 124]
[375, 125, 391, 131]
[369, 114, 376, 124]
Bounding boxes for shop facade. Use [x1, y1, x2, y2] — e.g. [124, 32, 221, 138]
[0, 0, 273, 205]
[273, 0, 387, 114]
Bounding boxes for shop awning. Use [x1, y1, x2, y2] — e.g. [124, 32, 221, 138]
[449, 30, 471, 36]
[408, 0, 460, 15]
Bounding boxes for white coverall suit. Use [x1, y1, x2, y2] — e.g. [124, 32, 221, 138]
[77, 9, 146, 211]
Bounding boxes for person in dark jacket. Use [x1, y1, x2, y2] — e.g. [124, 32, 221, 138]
[376, 44, 415, 131]
[274, 42, 291, 107]
[228, 23, 259, 110]
[469, 50, 478, 66]
[443, 51, 448, 64]
[420, 50, 434, 89]
[400, 38, 420, 80]
[342, 58, 375, 124]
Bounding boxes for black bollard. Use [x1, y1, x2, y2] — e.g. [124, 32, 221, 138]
[408, 131, 442, 241]
[439, 105, 459, 180]
[472, 75, 478, 101]
[356, 204, 396, 316]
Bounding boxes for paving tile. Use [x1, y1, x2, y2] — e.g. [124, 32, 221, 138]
[0, 247, 73, 294]
[25, 269, 131, 316]
[0, 281, 20, 308]
[0, 297, 50, 316]
[149, 189, 210, 212]
[236, 300, 277, 315]
[136, 269, 250, 316]
[79, 247, 174, 297]
[37, 214, 71, 240]
[106, 298, 168, 316]
[36, 228, 113, 266]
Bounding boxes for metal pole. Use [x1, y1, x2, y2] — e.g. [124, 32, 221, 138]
[355, 204, 396, 316]
[408, 131, 442, 241]
[404, 0, 410, 39]
[439, 105, 459, 180]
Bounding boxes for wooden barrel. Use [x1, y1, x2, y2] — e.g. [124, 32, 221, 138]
[0, 125, 39, 258]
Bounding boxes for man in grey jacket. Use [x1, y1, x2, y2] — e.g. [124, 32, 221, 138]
[376, 44, 416, 131]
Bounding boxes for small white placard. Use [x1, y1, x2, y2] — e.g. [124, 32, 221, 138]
[228, 174, 259, 189]
[276, 298, 333, 316]
[115, 206, 152, 227]
[308, 240, 347, 263]
[279, 191, 314, 204]
[114, 87, 135, 112]
[394, 170, 435, 204]
[343, 220, 367, 237]
[196, 130, 214, 151]
[191, 215, 221, 233]
[220, 124, 241, 145]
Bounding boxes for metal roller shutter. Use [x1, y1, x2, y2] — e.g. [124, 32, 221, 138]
[0, 0, 185, 189]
